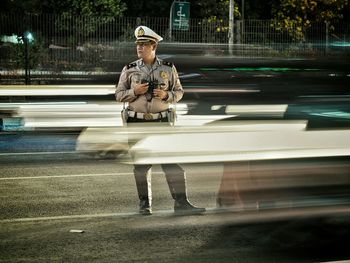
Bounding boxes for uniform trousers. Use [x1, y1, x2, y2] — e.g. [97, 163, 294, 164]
[127, 116, 189, 207]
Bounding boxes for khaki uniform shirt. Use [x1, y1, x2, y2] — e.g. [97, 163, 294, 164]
[115, 57, 184, 113]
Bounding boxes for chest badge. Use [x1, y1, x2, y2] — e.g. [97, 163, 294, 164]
[160, 71, 168, 79]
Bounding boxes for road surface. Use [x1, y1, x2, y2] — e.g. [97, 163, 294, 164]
[1, 153, 350, 262]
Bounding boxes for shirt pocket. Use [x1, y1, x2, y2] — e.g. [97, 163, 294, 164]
[130, 73, 143, 89]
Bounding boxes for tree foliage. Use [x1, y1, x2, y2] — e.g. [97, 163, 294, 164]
[0, 0, 126, 17]
[123, 0, 171, 17]
[1, 0, 127, 41]
[189, 0, 240, 19]
[54, 0, 126, 38]
[244, 0, 279, 19]
[60, 0, 126, 17]
[2, 0, 348, 23]
[272, 0, 349, 41]
[1, 0, 348, 43]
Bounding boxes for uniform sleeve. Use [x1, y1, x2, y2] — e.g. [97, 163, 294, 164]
[115, 66, 138, 102]
[166, 65, 184, 103]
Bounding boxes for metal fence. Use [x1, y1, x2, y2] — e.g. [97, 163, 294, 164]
[237, 19, 350, 57]
[0, 13, 349, 79]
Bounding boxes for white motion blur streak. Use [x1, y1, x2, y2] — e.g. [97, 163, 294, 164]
[225, 104, 288, 118]
[130, 129, 350, 164]
[18, 103, 124, 128]
[76, 120, 307, 153]
[0, 85, 116, 96]
[11, 102, 234, 128]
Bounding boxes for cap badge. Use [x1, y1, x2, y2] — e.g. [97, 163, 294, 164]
[137, 27, 145, 37]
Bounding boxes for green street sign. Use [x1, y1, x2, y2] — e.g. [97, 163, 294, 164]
[171, 1, 190, 31]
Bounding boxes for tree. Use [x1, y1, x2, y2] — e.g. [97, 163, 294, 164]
[189, 0, 240, 19]
[0, 0, 126, 17]
[58, 0, 126, 17]
[52, 0, 127, 39]
[123, 0, 239, 19]
[272, 0, 349, 41]
[123, 0, 171, 17]
[243, 0, 279, 19]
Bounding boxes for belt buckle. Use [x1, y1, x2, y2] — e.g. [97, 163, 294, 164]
[144, 113, 153, 120]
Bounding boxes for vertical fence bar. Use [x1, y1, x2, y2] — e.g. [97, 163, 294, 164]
[325, 21, 329, 55]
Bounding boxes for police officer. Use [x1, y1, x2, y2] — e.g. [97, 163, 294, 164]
[115, 26, 206, 215]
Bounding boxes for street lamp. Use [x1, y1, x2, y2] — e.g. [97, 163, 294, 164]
[229, 0, 234, 55]
[23, 31, 33, 85]
[242, 0, 244, 21]
[242, 0, 244, 43]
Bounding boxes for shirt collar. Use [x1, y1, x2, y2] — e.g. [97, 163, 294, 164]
[138, 57, 161, 68]
[155, 56, 162, 66]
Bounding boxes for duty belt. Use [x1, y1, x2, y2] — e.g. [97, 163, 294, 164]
[128, 110, 168, 120]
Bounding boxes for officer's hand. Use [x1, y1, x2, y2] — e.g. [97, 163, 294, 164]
[153, 88, 168, 100]
[134, 83, 149, 95]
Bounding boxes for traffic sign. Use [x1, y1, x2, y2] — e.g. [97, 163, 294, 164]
[171, 1, 190, 31]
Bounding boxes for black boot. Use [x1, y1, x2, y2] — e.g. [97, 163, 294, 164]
[174, 195, 206, 214]
[134, 165, 152, 215]
[163, 164, 206, 215]
[139, 199, 152, 215]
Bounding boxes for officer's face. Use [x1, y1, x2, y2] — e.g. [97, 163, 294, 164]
[136, 42, 156, 60]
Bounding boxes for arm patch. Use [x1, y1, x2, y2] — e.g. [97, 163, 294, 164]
[162, 61, 173, 67]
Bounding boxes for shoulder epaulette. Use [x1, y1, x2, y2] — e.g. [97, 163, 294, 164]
[162, 61, 173, 67]
[126, 62, 137, 69]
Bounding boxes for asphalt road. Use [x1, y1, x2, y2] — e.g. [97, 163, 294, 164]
[1, 153, 350, 262]
[1, 57, 350, 262]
